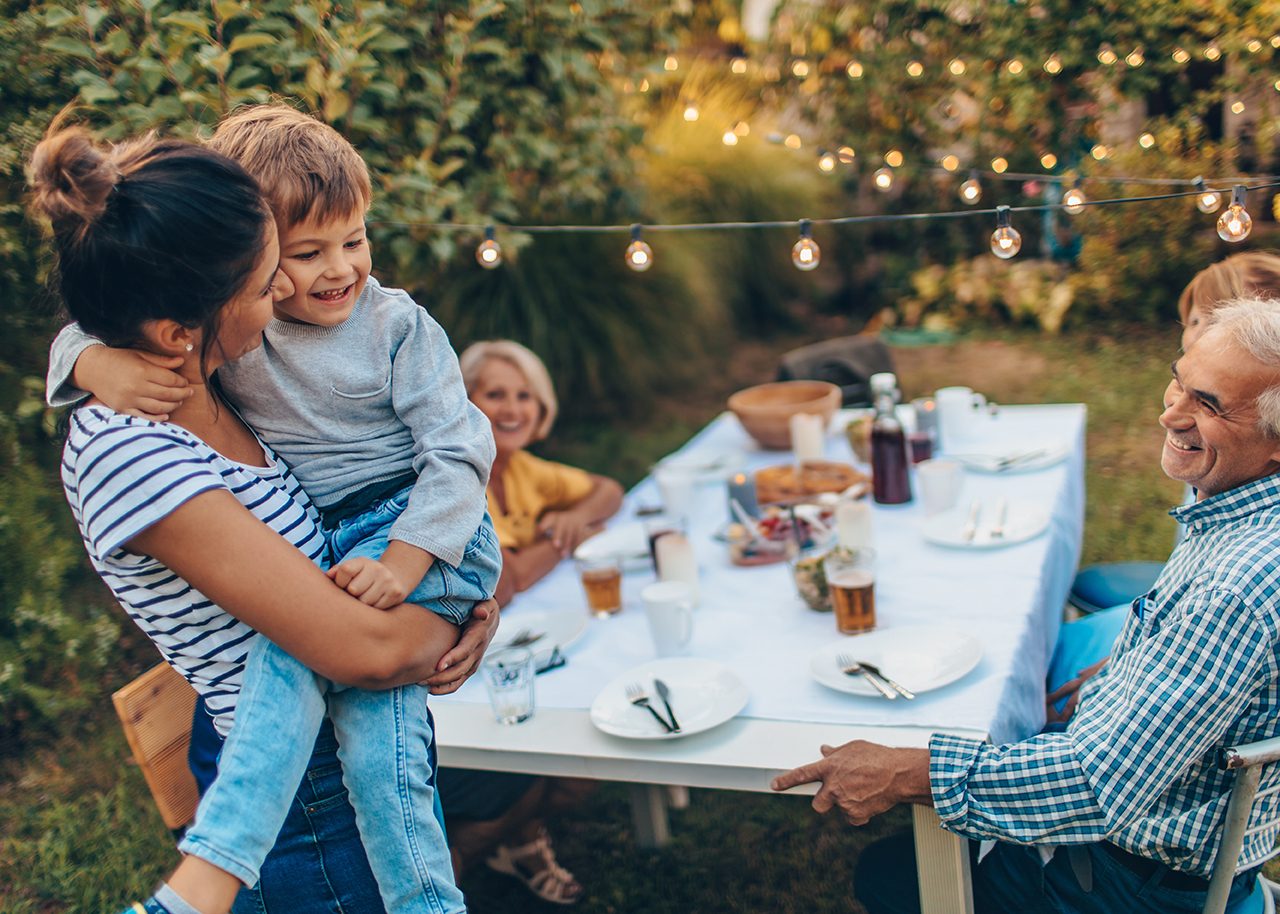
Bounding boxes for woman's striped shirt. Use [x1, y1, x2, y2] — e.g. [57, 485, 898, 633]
[61, 406, 328, 736]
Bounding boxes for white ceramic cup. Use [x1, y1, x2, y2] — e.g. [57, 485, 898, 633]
[935, 386, 988, 450]
[654, 466, 698, 523]
[916, 459, 964, 516]
[640, 580, 695, 657]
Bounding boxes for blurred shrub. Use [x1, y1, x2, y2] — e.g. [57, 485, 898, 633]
[898, 256, 1074, 333]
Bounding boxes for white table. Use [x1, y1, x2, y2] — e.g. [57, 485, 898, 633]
[435, 403, 1086, 913]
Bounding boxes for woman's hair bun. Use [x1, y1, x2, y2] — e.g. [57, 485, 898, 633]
[28, 126, 119, 233]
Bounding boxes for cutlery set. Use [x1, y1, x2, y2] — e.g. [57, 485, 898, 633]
[952, 448, 1047, 472]
[836, 653, 916, 699]
[960, 497, 1008, 543]
[626, 679, 682, 732]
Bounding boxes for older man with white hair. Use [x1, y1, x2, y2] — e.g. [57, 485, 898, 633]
[773, 297, 1280, 914]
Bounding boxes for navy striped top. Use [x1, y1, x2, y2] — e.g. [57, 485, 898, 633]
[62, 406, 328, 736]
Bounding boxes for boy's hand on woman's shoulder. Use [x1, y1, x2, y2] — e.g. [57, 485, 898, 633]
[75, 344, 191, 421]
[328, 556, 408, 609]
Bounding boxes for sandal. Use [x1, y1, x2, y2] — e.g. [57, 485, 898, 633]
[485, 827, 584, 905]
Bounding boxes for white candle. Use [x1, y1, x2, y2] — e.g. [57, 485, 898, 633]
[655, 533, 699, 605]
[790, 412, 826, 466]
[836, 500, 873, 550]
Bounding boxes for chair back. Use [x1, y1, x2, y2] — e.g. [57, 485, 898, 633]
[111, 662, 199, 831]
[1203, 735, 1280, 914]
[775, 335, 895, 407]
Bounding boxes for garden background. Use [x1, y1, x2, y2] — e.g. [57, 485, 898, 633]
[2, 1, 1279, 911]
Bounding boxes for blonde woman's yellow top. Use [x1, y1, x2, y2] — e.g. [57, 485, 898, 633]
[487, 449, 595, 550]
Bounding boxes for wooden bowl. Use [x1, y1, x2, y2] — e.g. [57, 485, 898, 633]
[727, 380, 841, 450]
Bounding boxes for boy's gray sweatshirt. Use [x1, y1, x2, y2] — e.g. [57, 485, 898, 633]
[47, 277, 493, 567]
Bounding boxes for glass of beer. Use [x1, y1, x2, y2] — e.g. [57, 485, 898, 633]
[577, 555, 622, 617]
[823, 547, 876, 634]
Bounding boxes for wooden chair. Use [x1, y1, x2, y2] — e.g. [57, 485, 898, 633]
[112, 662, 200, 831]
[1204, 735, 1280, 914]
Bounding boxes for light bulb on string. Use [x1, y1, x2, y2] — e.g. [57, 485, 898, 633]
[873, 167, 895, 192]
[958, 171, 982, 205]
[1217, 186, 1253, 242]
[1194, 177, 1223, 214]
[791, 219, 821, 271]
[722, 130, 738, 146]
[817, 150, 836, 172]
[885, 149, 904, 168]
[475, 225, 502, 269]
[625, 225, 653, 272]
[1062, 181, 1087, 215]
[990, 206, 1022, 259]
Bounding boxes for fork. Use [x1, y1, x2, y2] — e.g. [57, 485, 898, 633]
[855, 660, 916, 700]
[988, 497, 1009, 541]
[625, 683, 676, 732]
[836, 654, 898, 700]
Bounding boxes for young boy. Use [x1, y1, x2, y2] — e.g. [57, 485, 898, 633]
[48, 105, 501, 914]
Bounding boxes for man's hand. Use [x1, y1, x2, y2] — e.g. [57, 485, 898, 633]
[537, 507, 598, 556]
[424, 598, 500, 695]
[75, 345, 191, 421]
[1046, 656, 1109, 726]
[327, 556, 409, 609]
[770, 741, 932, 826]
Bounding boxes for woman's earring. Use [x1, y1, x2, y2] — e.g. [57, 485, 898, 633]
[184, 343, 194, 352]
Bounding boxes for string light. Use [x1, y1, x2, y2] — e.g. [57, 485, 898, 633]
[733, 121, 750, 137]
[1040, 153, 1058, 169]
[906, 60, 924, 77]
[990, 206, 1022, 259]
[885, 149, 904, 168]
[784, 134, 802, 149]
[1231, 101, 1245, 114]
[1043, 55, 1062, 74]
[1194, 177, 1223, 213]
[941, 154, 960, 172]
[475, 225, 502, 269]
[792, 60, 810, 78]
[791, 219, 821, 271]
[991, 157, 1009, 174]
[818, 150, 836, 172]
[625, 225, 653, 272]
[846, 60, 864, 79]
[1247, 39, 1263, 53]
[1006, 59, 1024, 75]
[1205, 43, 1222, 61]
[722, 130, 738, 146]
[1063, 181, 1087, 214]
[1091, 144, 1110, 161]
[1098, 48, 1118, 65]
[1217, 186, 1252, 242]
[683, 104, 699, 122]
[1125, 48, 1145, 67]
[959, 171, 982, 204]
[1172, 48, 1190, 63]
[1139, 132, 1156, 149]
[873, 167, 895, 191]
[949, 58, 967, 75]
[1273, 35, 1280, 48]
[837, 146, 855, 164]
[730, 57, 747, 74]
[664, 56, 679, 71]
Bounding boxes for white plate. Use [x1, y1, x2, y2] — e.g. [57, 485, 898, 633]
[946, 442, 1069, 474]
[573, 522, 651, 572]
[656, 448, 748, 484]
[590, 658, 749, 740]
[492, 608, 587, 651]
[922, 499, 1050, 549]
[809, 626, 983, 698]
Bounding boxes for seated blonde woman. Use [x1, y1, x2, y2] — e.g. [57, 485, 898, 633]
[435, 340, 623, 905]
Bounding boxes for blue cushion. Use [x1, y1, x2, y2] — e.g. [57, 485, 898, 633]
[1070, 562, 1164, 615]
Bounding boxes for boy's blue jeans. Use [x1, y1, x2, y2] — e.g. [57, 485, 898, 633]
[179, 495, 500, 914]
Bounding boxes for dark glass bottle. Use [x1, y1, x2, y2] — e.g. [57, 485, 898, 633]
[871, 390, 912, 505]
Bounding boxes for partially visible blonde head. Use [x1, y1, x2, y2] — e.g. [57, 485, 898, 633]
[209, 102, 372, 229]
[1178, 251, 1280, 322]
[459, 340, 559, 441]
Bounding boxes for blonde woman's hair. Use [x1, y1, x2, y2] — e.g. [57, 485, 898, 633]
[459, 340, 559, 441]
[209, 102, 372, 229]
[1178, 251, 1280, 322]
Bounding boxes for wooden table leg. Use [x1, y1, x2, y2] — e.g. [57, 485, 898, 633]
[913, 805, 973, 914]
[629, 783, 671, 848]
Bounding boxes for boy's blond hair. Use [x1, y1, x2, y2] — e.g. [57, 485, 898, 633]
[208, 103, 371, 228]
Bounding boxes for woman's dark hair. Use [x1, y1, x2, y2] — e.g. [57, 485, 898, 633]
[28, 124, 271, 375]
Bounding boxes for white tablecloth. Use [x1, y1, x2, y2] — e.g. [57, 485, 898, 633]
[440, 404, 1085, 746]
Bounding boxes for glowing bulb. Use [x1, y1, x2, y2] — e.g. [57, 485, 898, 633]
[1062, 184, 1086, 215]
[784, 134, 802, 149]
[664, 55, 678, 71]
[731, 57, 747, 74]
[1217, 186, 1252, 242]
[625, 226, 653, 272]
[1194, 177, 1223, 214]
[873, 167, 894, 191]
[837, 146, 855, 164]
[990, 206, 1022, 259]
[991, 156, 1009, 174]
[1231, 101, 1245, 114]
[1205, 44, 1221, 61]
[683, 104, 699, 122]
[734, 121, 750, 137]
[1272, 36, 1280, 49]
[791, 220, 820, 271]
[941, 154, 960, 172]
[792, 60, 810, 78]
[1247, 39, 1263, 53]
[722, 131, 738, 146]
[818, 151, 836, 172]
[959, 174, 982, 205]
[949, 58, 966, 75]
[846, 61, 864, 79]
[885, 149, 904, 167]
[475, 226, 502, 269]
[1006, 59, 1024, 75]
[1090, 144, 1109, 161]
[1172, 48, 1190, 63]
[906, 60, 924, 77]
[638, 78, 650, 93]
[1125, 49, 1144, 67]
[1098, 48, 1117, 65]
[1040, 152, 1058, 169]
[1139, 132, 1155, 149]
[1043, 55, 1062, 74]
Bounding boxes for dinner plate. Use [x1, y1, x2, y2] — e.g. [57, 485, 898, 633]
[589, 658, 750, 740]
[573, 522, 651, 572]
[655, 448, 748, 484]
[946, 441, 1070, 474]
[491, 608, 587, 652]
[809, 626, 983, 698]
[922, 499, 1050, 549]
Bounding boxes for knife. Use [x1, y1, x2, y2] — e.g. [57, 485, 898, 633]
[653, 678, 681, 732]
[960, 500, 981, 542]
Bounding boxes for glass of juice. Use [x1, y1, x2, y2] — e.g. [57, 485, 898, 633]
[823, 547, 876, 634]
[577, 555, 622, 617]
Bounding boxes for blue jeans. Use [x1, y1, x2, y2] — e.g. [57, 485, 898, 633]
[327, 488, 502, 625]
[178, 636, 464, 914]
[855, 832, 1262, 914]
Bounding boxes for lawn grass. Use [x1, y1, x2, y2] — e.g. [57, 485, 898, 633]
[1, 325, 1194, 913]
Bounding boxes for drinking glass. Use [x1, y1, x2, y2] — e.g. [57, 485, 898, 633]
[482, 647, 535, 725]
[824, 547, 876, 634]
[916, 459, 964, 515]
[577, 555, 622, 617]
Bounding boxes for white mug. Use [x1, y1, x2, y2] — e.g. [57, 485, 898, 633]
[654, 466, 698, 524]
[915, 459, 964, 516]
[640, 580, 695, 657]
[935, 386, 988, 450]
